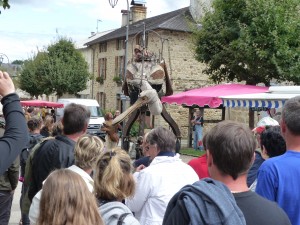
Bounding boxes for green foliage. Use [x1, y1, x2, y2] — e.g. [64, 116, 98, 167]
[129, 121, 140, 137]
[11, 60, 24, 65]
[180, 148, 205, 157]
[19, 53, 49, 98]
[0, 0, 10, 10]
[43, 38, 89, 97]
[194, 0, 300, 85]
[19, 37, 89, 97]
[113, 75, 122, 84]
[96, 76, 104, 84]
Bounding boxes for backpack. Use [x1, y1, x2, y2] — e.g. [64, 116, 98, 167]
[21, 137, 54, 214]
[98, 199, 130, 225]
[20, 134, 44, 178]
[117, 213, 130, 225]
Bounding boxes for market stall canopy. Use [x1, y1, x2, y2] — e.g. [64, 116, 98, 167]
[221, 86, 300, 108]
[20, 100, 64, 108]
[161, 84, 268, 108]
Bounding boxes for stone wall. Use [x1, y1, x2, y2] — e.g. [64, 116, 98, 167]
[93, 40, 124, 111]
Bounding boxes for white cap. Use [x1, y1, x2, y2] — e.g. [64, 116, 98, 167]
[257, 117, 279, 127]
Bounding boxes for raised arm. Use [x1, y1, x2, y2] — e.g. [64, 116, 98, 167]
[0, 71, 29, 175]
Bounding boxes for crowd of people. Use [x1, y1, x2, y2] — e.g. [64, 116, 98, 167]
[0, 70, 299, 225]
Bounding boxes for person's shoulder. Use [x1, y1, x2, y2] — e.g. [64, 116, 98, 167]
[100, 202, 139, 225]
[264, 151, 294, 167]
[51, 135, 75, 149]
[134, 156, 150, 168]
[249, 191, 283, 210]
[251, 192, 291, 222]
[249, 191, 276, 205]
[188, 157, 197, 165]
[188, 156, 203, 166]
[31, 139, 58, 168]
[235, 191, 291, 224]
[30, 133, 44, 141]
[260, 153, 286, 169]
[100, 201, 133, 217]
[34, 138, 60, 156]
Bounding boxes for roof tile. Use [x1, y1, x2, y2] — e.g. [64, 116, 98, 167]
[85, 7, 192, 46]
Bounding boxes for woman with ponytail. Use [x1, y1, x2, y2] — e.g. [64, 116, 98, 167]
[94, 147, 140, 225]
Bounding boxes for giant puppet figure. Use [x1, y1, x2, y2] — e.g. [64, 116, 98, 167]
[103, 44, 181, 152]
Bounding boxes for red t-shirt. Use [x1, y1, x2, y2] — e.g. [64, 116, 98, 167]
[188, 154, 210, 179]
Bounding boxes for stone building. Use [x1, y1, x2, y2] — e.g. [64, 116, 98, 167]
[84, 1, 219, 141]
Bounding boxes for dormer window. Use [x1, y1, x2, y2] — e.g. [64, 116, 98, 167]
[99, 42, 107, 52]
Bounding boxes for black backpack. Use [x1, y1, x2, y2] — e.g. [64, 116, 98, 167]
[20, 134, 44, 178]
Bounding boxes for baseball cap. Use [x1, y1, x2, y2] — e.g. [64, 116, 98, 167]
[252, 117, 279, 134]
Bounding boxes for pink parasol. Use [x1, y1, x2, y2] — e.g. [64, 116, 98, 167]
[161, 84, 269, 108]
[20, 100, 64, 108]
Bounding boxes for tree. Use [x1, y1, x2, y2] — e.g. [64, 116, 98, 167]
[42, 38, 90, 97]
[12, 60, 24, 65]
[0, 0, 10, 13]
[194, 0, 300, 86]
[19, 53, 49, 99]
[19, 38, 90, 98]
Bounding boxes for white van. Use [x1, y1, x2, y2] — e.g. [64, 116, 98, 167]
[56, 98, 105, 134]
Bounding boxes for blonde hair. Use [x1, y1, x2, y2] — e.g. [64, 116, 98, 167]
[43, 115, 54, 130]
[94, 147, 135, 201]
[37, 169, 103, 225]
[74, 134, 104, 170]
[51, 121, 63, 136]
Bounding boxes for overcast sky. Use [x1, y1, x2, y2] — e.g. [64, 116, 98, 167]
[0, 0, 190, 62]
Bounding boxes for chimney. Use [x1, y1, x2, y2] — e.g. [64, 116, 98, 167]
[189, 0, 212, 22]
[121, 9, 130, 27]
[130, 5, 147, 23]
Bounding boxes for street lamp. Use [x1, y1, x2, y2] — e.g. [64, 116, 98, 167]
[96, 19, 102, 33]
[108, 0, 130, 149]
[108, 0, 129, 84]
[0, 53, 10, 66]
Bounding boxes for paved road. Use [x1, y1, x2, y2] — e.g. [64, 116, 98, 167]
[9, 182, 22, 225]
[8, 154, 195, 224]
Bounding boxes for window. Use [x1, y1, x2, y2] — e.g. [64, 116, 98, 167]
[115, 56, 125, 77]
[136, 32, 148, 47]
[97, 92, 106, 110]
[116, 38, 125, 50]
[98, 58, 107, 79]
[99, 42, 107, 52]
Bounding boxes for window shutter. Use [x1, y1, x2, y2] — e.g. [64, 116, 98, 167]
[103, 92, 106, 109]
[122, 56, 125, 77]
[115, 56, 119, 76]
[98, 59, 101, 77]
[104, 58, 107, 79]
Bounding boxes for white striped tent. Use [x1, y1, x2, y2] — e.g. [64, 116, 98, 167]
[221, 86, 300, 109]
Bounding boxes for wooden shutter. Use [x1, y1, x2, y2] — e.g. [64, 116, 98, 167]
[98, 59, 101, 77]
[104, 58, 107, 79]
[115, 56, 119, 76]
